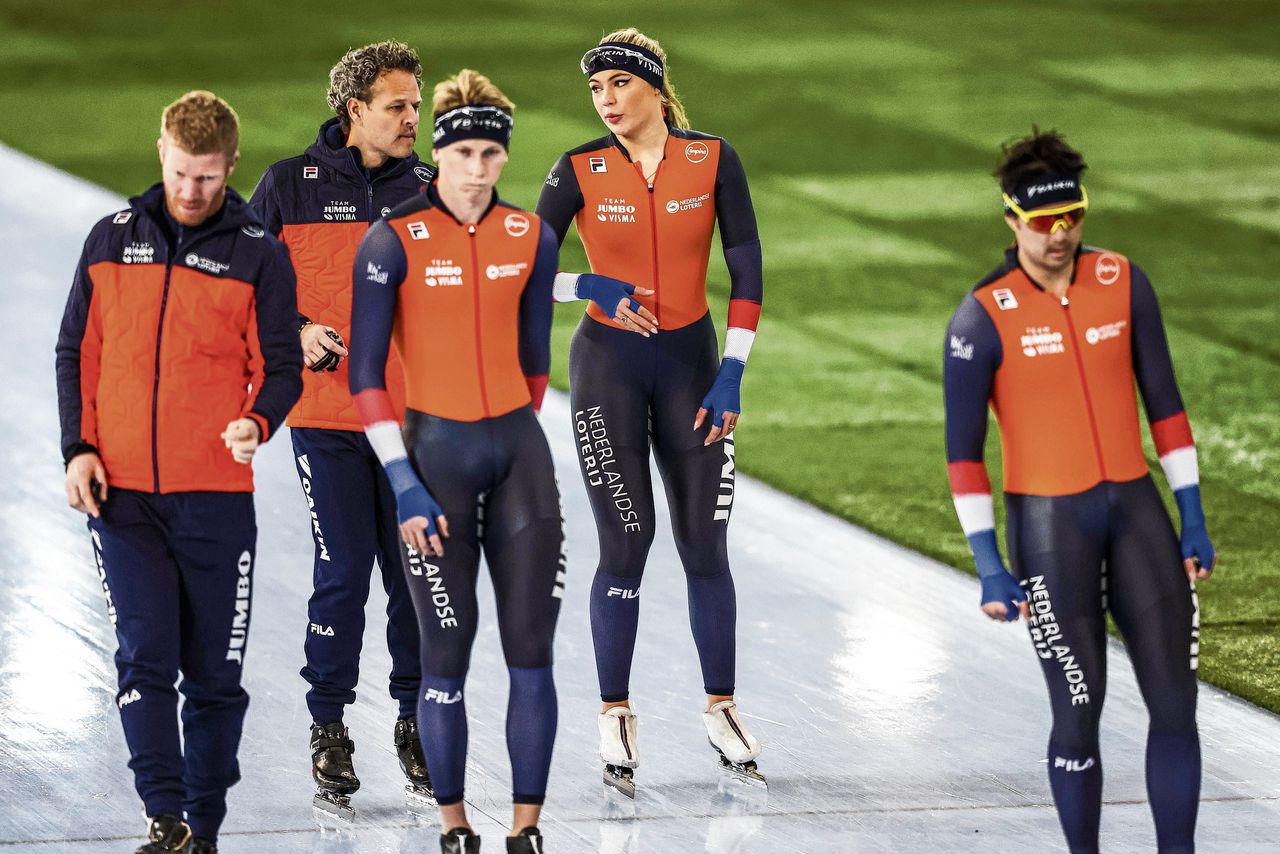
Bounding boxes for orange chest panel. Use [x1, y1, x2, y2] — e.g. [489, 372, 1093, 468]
[386, 207, 539, 421]
[281, 220, 407, 430]
[88, 260, 258, 492]
[975, 252, 1147, 495]
[570, 137, 719, 330]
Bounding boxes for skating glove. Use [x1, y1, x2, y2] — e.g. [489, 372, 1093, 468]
[1174, 485, 1215, 573]
[700, 358, 744, 428]
[384, 458, 445, 535]
[968, 529, 1025, 621]
[576, 272, 643, 316]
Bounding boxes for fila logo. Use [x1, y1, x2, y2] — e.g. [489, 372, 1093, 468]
[112, 211, 132, 224]
[685, 141, 710, 163]
[303, 166, 318, 179]
[310, 623, 335, 636]
[1053, 755, 1096, 773]
[407, 221, 429, 240]
[607, 587, 639, 599]
[425, 687, 463, 704]
[993, 288, 1019, 310]
[504, 212, 530, 237]
[118, 688, 142, 709]
[1095, 253, 1122, 285]
[589, 156, 607, 173]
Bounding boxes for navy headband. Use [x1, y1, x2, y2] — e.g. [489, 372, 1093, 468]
[580, 41, 665, 89]
[1005, 172, 1084, 211]
[432, 105, 513, 150]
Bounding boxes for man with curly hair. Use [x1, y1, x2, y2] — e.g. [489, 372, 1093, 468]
[250, 40, 436, 818]
[943, 128, 1216, 853]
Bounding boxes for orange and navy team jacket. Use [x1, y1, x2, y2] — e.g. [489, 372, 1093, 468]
[536, 126, 763, 358]
[249, 118, 436, 431]
[55, 185, 302, 493]
[348, 183, 557, 433]
[943, 246, 1199, 535]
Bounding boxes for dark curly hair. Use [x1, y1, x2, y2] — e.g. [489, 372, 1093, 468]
[993, 127, 1087, 195]
[327, 41, 422, 129]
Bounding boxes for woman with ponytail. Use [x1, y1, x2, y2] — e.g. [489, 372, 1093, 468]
[536, 28, 766, 796]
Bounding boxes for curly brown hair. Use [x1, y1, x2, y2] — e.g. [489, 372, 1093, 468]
[993, 127, 1087, 194]
[161, 91, 239, 161]
[327, 41, 422, 129]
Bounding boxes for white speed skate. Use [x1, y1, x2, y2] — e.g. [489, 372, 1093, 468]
[702, 700, 766, 788]
[598, 706, 639, 798]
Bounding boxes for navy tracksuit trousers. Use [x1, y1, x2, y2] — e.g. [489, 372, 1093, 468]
[87, 489, 256, 842]
[291, 427, 420, 724]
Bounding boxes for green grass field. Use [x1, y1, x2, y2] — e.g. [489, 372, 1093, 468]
[4, 1, 1278, 710]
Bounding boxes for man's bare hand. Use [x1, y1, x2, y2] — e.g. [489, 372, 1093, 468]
[65, 452, 108, 518]
[301, 323, 348, 371]
[221, 418, 262, 464]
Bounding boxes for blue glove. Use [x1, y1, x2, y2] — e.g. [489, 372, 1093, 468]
[1174, 485, 1215, 573]
[968, 529, 1025, 621]
[383, 458, 444, 534]
[700, 358, 744, 428]
[577, 272, 641, 317]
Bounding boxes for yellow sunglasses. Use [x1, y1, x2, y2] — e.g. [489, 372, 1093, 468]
[1003, 186, 1089, 234]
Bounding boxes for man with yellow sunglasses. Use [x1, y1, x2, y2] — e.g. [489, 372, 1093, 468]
[942, 129, 1216, 853]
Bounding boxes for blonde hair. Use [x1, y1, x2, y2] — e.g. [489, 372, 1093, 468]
[599, 28, 689, 129]
[432, 69, 514, 117]
[161, 90, 239, 161]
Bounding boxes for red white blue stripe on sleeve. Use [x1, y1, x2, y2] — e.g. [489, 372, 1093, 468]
[354, 389, 407, 469]
[1151, 411, 1199, 491]
[725, 299, 761, 363]
[948, 461, 995, 536]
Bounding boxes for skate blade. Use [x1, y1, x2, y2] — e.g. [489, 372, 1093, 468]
[312, 791, 355, 823]
[717, 755, 768, 789]
[405, 783, 438, 813]
[603, 765, 636, 799]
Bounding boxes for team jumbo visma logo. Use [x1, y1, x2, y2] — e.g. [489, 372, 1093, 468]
[323, 200, 358, 222]
[1094, 253, 1122, 285]
[596, 197, 636, 223]
[685, 141, 710, 163]
[424, 259, 464, 287]
[504, 213, 530, 237]
[1021, 325, 1064, 358]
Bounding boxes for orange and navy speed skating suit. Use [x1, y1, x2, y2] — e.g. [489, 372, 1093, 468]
[536, 126, 763, 703]
[944, 245, 1208, 854]
[250, 118, 434, 726]
[349, 182, 563, 808]
[55, 185, 301, 842]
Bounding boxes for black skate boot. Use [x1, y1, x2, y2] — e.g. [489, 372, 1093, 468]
[440, 826, 481, 853]
[506, 826, 545, 853]
[310, 722, 359, 821]
[135, 815, 191, 853]
[187, 839, 217, 854]
[394, 716, 436, 811]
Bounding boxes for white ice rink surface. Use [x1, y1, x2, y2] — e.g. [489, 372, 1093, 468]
[2, 143, 1278, 852]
